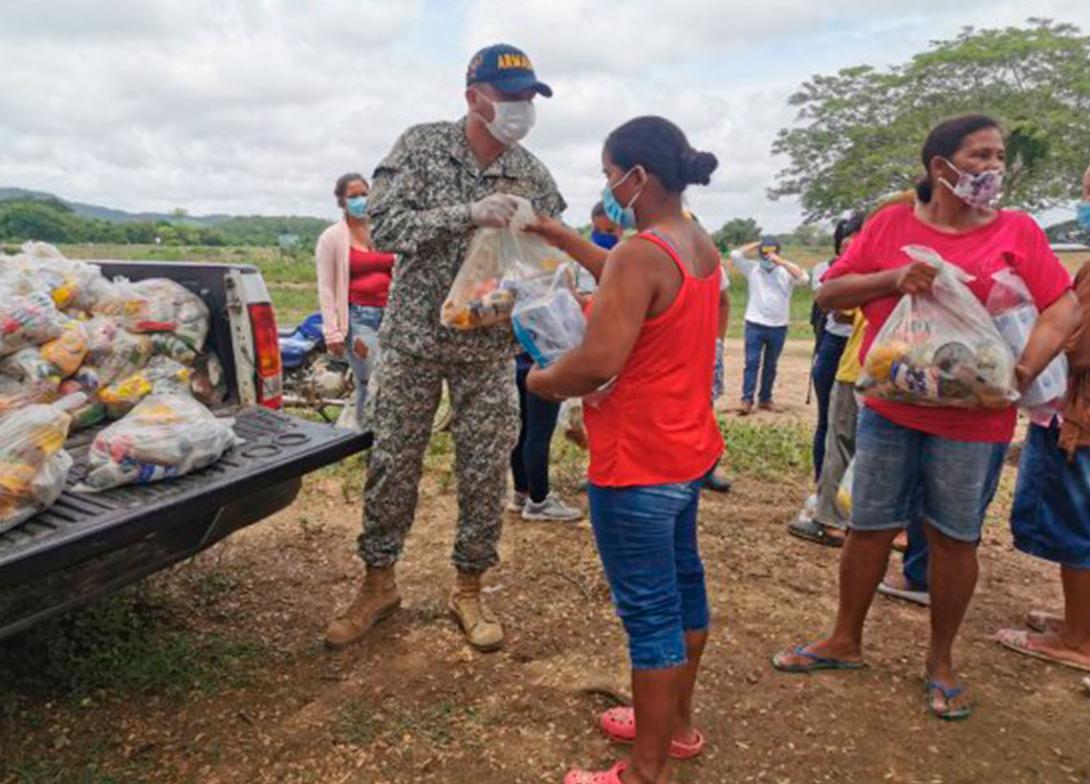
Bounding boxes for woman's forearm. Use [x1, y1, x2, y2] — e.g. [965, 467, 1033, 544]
[816, 270, 900, 311]
[557, 232, 610, 281]
[1017, 291, 1083, 388]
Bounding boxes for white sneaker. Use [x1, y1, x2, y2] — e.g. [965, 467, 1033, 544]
[521, 493, 583, 522]
[506, 492, 528, 514]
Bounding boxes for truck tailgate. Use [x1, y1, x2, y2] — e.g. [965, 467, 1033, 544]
[0, 409, 369, 637]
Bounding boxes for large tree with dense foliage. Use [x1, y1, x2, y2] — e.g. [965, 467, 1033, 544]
[770, 19, 1090, 221]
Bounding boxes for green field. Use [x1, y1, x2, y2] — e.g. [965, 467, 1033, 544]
[52, 243, 1087, 339]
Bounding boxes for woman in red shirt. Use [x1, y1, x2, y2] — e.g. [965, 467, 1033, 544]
[772, 115, 1081, 720]
[314, 173, 396, 422]
[528, 116, 722, 784]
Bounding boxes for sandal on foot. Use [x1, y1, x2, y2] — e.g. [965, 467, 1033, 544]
[599, 706, 705, 760]
[995, 628, 1090, 674]
[564, 761, 627, 784]
[787, 518, 845, 548]
[926, 679, 972, 721]
[1026, 610, 1062, 634]
[771, 643, 865, 673]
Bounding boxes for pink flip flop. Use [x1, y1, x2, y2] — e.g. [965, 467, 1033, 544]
[564, 761, 627, 784]
[599, 706, 705, 760]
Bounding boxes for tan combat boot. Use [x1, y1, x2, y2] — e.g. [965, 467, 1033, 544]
[448, 570, 504, 653]
[325, 566, 401, 649]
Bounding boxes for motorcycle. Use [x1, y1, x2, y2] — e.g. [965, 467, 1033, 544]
[277, 313, 453, 432]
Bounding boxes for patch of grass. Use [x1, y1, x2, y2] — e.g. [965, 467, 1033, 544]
[333, 698, 480, 749]
[0, 585, 265, 702]
[719, 416, 812, 480]
[1, 756, 170, 784]
[332, 699, 382, 746]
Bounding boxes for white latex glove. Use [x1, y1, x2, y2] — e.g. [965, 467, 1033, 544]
[469, 194, 520, 228]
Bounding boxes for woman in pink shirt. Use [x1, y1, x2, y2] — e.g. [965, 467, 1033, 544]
[315, 172, 396, 422]
[771, 115, 1080, 720]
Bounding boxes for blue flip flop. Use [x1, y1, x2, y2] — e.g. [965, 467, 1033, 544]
[926, 680, 972, 721]
[771, 643, 866, 673]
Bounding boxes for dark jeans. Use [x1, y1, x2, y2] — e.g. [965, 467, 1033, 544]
[511, 357, 560, 503]
[742, 321, 788, 404]
[811, 332, 848, 482]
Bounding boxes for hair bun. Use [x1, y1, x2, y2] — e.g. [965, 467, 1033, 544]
[681, 150, 718, 186]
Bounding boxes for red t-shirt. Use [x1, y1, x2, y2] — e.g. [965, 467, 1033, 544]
[826, 203, 1072, 443]
[348, 247, 395, 308]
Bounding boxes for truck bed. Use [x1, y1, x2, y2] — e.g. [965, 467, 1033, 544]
[0, 407, 370, 640]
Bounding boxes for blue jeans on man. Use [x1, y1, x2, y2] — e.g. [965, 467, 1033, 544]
[742, 320, 788, 404]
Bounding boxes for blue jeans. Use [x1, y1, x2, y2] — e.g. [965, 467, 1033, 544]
[811, 332, 848, 481]
[1011, 422, 1090, 569]
[346, 305, 384, 421]
[853, 407, 1008, 543]
[742, 321, 788, 404]
[588, 480, 709, 671]
[511, 355, 560, 503]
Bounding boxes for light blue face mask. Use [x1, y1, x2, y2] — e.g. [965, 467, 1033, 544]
[759, 259, 776, 272]
[345, 195, 368, 219]
[602, 168, 641, 231]
[1078, 201, 1090, 231]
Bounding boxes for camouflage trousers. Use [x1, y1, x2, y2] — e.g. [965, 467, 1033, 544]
[359, 347, 519, 573]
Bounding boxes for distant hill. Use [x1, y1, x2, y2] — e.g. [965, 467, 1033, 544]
[0, 187, 304, 227]
[0, 187, 329, 247]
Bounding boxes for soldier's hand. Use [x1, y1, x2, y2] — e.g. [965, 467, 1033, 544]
[470, 194, 519, 228]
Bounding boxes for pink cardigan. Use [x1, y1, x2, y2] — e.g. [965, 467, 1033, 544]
[314, 219, 353, 345]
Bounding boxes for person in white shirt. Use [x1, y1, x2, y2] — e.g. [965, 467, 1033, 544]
[730, 237, 808, 414]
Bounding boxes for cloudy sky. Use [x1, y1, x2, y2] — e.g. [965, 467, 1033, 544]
[2, 0, 1087, 232]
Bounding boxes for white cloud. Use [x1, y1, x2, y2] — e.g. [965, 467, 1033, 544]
[0, 0, 1087, 233]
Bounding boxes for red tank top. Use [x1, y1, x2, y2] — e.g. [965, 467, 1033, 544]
[348, 247, 395, 307]
[584, 231, 724, 487]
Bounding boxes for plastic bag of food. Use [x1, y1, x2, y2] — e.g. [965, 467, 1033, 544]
[858, 246, 1018, 409]
[0, 399, 75, 532]
[84, 317, 154, 385]
[836, 458, 855, 518]
[0, 375, 60, 418]
[57, 378, 108, 431]
[152, 333, 198, 365]
[511, 277, 586, 368]
[441, 197, 573, 330]
[0, 292, 67, 357]
[1, 347, 62, 386]
[94, 278, 210, 350]
[16, 243, 114, 313]
[40, 321, 89, 377]
[986, 268, 1069, 412]
[76, 394, 237, 492]
[190, 351, 228, 406]
[99, 357, 193, 419]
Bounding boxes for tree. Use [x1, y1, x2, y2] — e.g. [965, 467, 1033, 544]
[770, 19, 1090, 221]
[712, 217, 762, 252]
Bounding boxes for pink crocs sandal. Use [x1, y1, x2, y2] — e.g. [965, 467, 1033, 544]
[599, 706, 705, 760]
[564, 761, 627, 784]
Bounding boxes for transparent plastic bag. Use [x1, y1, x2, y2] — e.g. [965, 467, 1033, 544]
[857, 245, 1018, 409]
[0, 399, 75, 532]
[190, 351, 228, 406]
[1, 347, 62, 386]
[0, 291, 67, 357]
[93, 278, 210, 350]
[511, 273, 586, 368]
[836, 458, 855, 518]
[0, 375, 60, 418]
[40, 321, 89, 377]
[986, 268, 1069, 412]
[84, 317, 154, 385]
[77, 394, 237, 492]
[441, 197, 573, 330]
[99, 357, 193, 419]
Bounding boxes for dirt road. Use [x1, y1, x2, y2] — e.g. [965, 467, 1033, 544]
[2, 341, 1087, 784]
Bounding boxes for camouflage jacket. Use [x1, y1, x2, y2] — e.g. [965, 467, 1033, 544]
[368, 118, 566, 364]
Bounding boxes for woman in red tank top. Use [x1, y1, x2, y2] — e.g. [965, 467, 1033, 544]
[528, 117, 723, 784]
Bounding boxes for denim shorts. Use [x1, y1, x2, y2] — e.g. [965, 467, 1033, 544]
[588, 480, 709, 671]
[1011, 422, 1090, 569]
[851, 407, 1007, 542]
[346, 305, 384, 420]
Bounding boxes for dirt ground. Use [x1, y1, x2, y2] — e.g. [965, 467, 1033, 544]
[2, 339, 1088, 784]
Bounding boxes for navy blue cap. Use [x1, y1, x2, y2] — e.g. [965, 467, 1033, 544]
[466, 43, 553, 98]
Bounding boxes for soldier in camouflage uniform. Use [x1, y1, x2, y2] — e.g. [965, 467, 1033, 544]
[325, 44, 566, 653]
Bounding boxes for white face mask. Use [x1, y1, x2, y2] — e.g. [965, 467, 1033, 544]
[477, 95, 535, 146]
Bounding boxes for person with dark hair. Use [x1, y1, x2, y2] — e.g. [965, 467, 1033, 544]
[325, 44, 565, 654]
[772, 115, 1080, 721]
[731, 236, 809, 414]
[995, 162, 1090, 672]
[527, 115, 721, 784]
[314, 173, 396, 423]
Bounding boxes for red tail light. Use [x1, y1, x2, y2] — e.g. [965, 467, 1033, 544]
[248, 303, 283, 409]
